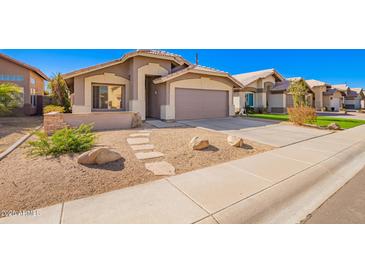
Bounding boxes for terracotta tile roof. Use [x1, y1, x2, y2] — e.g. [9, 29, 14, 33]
[350, 87, 363, 93]
[332, 84, 350, 91]
[286, 77, 303, 81]
[323, 88, 340, 96]
[233, 68, 285, 86]
[271, 80, 290, 91]
[0, 53, 49, 81]
[272, 77, 313, 92]
[153, 65, 244, 88]
[305, 79, 329, 88]
[62, 49, 190, 79]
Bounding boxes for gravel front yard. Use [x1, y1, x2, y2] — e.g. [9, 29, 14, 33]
[0, 126, 272, 212]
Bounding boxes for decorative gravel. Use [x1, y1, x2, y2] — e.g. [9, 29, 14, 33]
[0, 127, 272, 212]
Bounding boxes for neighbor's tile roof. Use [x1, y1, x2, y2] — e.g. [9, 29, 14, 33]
[323, 88, 338, 96]
[332, 84, 350, 91]
[271, 80, 290, 91]
[62, 49, 190, 79]
[272, 77, 314, 92]
[153, 64, 244, 88]
[351, 87, 363, 93]
[0, 53, 49, 81]
[305, 79, 329, 88]
[233, 68, 284, 86]
[286, 77, 303, 81]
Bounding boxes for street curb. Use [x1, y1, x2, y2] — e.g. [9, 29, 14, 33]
[213, 140, 365, 224]
[0, 125, 42, 161]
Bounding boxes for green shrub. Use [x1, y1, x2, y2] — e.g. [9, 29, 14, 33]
[43, 105, 65, 114]
[0, 83, 22, 114]
[29, 124, 95, 156]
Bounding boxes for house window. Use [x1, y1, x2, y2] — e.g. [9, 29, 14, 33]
[30, 77, 36, 85]
[92, 84, 125, 110]
[0, 74, 24, 81]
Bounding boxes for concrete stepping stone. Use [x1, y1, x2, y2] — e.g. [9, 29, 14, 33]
[138, 130, 152, 133]
[145, 161, 175, 176]
[135, 151, 164, 160]
[130, 133, 150, 137]
[130, 144, 155, 151]
[127, 138, 149, 145]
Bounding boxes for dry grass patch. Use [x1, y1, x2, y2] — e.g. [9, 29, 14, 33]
[0, 126, 272, 212]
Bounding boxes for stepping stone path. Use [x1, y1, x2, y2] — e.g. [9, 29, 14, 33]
[135, 151, 164, 160]
[126, 129, 175, 176]
[130, 144, 155, 151]
[127, 138, 150, 145]
[145, 161, 175, 176]
[130, 133, 150, 137]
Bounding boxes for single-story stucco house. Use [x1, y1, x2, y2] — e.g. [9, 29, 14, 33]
[62, 50, 243, 121]
[305, 79, 333, 111]
[343, 87, 364, 109]
[269, 77, 315, 112]
[232, 68, 285, 113]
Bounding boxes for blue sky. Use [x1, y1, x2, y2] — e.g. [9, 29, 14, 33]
[1, 49, 365, 88]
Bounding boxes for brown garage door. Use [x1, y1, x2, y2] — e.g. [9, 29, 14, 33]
[175, 88, 228, 120]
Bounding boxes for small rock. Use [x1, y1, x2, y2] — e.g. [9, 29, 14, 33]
[227, 135, 244, 147]
[77, 147, 122, 165]
[327, 122, 341, 130]
[189, 136, 209, 150]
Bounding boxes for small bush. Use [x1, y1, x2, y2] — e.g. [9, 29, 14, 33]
[43, 105, 65, 114]
[29, 124, 95, 156]
[287, 106, 317, 125]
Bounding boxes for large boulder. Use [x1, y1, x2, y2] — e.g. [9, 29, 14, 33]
[227, 135, 244, 147]
[189, 136, 209, 150]
[327, 122, 341, 130]
[78, 147, 122, 165]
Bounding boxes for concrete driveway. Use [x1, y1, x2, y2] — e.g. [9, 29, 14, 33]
[179, 117, 332, 147]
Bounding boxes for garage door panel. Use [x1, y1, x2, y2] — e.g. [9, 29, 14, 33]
[175, 88, 228, 120]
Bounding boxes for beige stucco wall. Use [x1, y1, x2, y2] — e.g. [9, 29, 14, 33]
[311, 86, 327, 110]
[162, 73, 235, 120]
[71, 56, 174, 119]
[247, 75, 276, 109]
[72, 73, 130, 114]
[73, 61, 131, 106]
[323, 92, 343, 111]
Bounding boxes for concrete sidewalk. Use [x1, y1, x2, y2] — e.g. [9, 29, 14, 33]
[1, 125, 365, 224]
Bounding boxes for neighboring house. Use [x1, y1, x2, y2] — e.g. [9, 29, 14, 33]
[269, 77, 315, 113]
[0, 53, 49, 115]
[63, 50, 243, 121]
[305, 79, 332, 111]
[233, 68, 285, 113]
[343, 87, 363, 110]
[322, 86, 345, 112]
